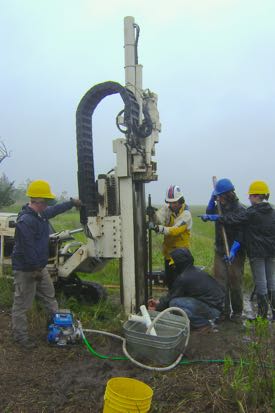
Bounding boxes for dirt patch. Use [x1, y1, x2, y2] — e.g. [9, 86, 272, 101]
[0, 304, 274, 413]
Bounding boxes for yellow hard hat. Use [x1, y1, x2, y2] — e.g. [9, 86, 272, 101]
[26, 180, 56, 199]
[248, 181, 270, 195]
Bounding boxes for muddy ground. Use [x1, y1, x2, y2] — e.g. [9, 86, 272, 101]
[0, 300, 274, 413]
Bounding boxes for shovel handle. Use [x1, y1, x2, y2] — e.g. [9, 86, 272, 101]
[212, 176, 230, 257]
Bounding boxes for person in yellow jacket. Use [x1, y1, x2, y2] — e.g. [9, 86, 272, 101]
[148, 185, 192, 288]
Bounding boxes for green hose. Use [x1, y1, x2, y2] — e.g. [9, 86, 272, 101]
[82, 335, 127, 360]
[82, 335, 275, 369]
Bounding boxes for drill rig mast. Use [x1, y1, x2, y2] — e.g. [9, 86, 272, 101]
[76, 17, 161, 313]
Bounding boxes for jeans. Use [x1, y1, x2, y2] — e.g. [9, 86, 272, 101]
[169, 297, 221, 328]
[249, 257, 275, 295]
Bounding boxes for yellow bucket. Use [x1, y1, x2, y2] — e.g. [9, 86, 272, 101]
[103, 377, 153, 413]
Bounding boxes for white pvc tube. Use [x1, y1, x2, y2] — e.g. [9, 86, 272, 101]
[140, 305, 157, 336]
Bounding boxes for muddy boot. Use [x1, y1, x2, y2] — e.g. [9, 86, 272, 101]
[268, 290, 275, 321]
[256, 294, 269, 319]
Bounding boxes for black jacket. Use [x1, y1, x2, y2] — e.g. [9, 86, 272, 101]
[156, 249, 225, 312]
[207, 199, 246, 255]
[12, 201, 74, 271]
[220, 202, 275, 258]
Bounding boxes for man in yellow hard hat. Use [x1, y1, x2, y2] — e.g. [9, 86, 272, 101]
[11, 180, 82, 349]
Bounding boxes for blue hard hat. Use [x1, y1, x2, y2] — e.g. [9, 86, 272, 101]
[214, 178, 235, 196]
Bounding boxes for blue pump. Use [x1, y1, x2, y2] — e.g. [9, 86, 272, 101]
[47, 310, 81, 345]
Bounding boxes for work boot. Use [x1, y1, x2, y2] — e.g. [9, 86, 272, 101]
[268, 290, 275, 321]
[256, 294, 269, 319]
[14, 337, 37, 349]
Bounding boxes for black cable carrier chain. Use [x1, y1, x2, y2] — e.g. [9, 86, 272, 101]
[76, 81, 153, 222]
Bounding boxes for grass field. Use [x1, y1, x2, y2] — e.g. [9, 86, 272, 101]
[50, 206, 218, 284]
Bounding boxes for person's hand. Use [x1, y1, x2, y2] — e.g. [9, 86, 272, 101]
[148, 298, 159, 311]
[199, 214, 220, 222]
[207, 191, 216, 211]
[147, 223, 165, 234]
[155, 225, 165, 234]
[147, 221, 156, 230]
[224, 240, 241, 264]
[70, 198, 82, 209]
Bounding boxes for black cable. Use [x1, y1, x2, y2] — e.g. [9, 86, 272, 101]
[133, 23, 140, 65]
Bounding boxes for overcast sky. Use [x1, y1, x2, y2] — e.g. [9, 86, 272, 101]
[1, 0, 275, 205]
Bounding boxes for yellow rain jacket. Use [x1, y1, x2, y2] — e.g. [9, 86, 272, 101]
[154, 204, 192, 259]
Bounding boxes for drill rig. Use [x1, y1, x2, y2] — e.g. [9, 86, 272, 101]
[74, 16, 161, 313]
[0, 17, 160, 313]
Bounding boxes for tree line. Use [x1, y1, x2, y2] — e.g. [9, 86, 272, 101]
[0, 174, 29, 208]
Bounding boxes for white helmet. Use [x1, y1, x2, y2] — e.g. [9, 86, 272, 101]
[165, 185, 184, 203]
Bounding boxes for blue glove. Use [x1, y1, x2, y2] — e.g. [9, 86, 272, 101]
[224, 240, 241, 263]
[207, 192, 216, 212]
[199, 214, 220, 222]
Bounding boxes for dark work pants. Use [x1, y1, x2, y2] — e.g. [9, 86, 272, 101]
[213, 252, 245, 316]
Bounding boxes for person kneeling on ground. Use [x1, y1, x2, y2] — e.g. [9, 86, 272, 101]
[148, 248, 225, 331]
